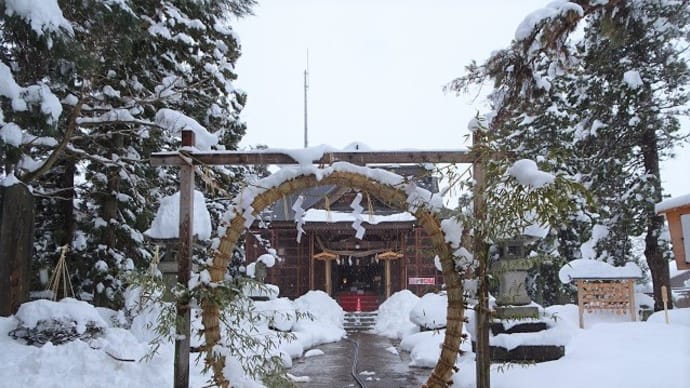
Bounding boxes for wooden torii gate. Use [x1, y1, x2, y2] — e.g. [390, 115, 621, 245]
[150, 129, 486, 388]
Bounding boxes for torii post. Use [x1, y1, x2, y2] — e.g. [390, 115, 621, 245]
[152, 129, 483, 388]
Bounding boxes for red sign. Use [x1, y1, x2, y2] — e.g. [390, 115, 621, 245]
[408, 277, 435, 285]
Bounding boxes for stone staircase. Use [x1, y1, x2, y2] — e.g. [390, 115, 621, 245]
[343, 311, 378, 331]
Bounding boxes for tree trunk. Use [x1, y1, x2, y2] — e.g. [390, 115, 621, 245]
[0, 184, 34, 316]
[641, 127, 672, 311]
[60, 161, 76, 246]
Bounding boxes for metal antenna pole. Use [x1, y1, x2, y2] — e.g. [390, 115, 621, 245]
[304, 50, 309, 148]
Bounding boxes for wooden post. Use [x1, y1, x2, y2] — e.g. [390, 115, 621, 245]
[385, 259, 391, 298]
[325, 259, 332, 295]
[309, 233, 315, 290]
[174, 130, 195, 388]
[473, 131, 490, 388]
[629, 279, 637, 322]
[577, 280, 585, 329]
[661, 285, 669, 324]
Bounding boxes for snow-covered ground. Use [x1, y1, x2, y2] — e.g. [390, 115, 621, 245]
[1, 289, 688, 388]
[374, 291, 690, 388]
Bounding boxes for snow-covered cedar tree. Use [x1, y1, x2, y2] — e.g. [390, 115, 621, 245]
[0, 0, 254, 307]
[447, 0, 688, 310]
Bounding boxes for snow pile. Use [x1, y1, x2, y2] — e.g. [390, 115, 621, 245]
[254, 298, 297, 332]
[292, 291, 346, 349]
[0, 62, 62, 124]
[14, 298, 106, 334]
[399, 332, 444, 368]
[0, 122, 22, 146]
[508, 159, 555, 188]
[282, 144, 338, 165]
[145, 190, 212, 240]
[246, 254, 278, 279]
[623, 70, 644, 89]
[0, 173, 22, 187]
[647, 308, 690, 327]
[5, 0, 74, 36]
[155, 108, 218, 151]
[580, 224, 609, 260]
[373, 290, 420, 339]
[409, 292, 447, 330]
[514, 2, 583, 41]
[559, 259, 643, 283]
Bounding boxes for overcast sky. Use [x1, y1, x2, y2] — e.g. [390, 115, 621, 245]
[233, 0, 690, 198]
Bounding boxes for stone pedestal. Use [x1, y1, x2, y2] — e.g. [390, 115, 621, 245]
[483, 239, 564, 362]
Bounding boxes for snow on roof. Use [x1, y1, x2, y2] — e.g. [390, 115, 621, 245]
[342, 141, 372, 151]
[655, 193, 690, 213]
[219, 162, 443, 242]
[559, 259, 643, 283]
[145, 190, 212, 240]
[303, 208, 415, 224]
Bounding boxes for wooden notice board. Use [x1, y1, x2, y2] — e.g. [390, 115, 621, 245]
[575, 278, 637, 329]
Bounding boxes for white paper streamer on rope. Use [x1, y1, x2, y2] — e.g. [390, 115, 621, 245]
[350, 192, 365, 239]
[292, 195, 306, 243]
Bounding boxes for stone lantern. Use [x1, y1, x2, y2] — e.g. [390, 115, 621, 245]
[487, 235, 565, 363]
[491, 237, 538, 319]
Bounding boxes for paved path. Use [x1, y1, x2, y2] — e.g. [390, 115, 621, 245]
[289, 332, 429, 388]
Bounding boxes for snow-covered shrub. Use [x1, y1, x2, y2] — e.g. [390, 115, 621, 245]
[9, 298, 107, 346]
[374, 289, 420, 338]
[254, 297, 297, 332]
[410, 292, 447, 330]
[292, 291, 346, 349]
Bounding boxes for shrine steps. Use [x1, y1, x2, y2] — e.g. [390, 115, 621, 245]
[343, 311, 378, 332]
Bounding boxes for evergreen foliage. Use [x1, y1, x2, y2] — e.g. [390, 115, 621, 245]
[0, 0, 253, 306]
[448, 0, 689, 309]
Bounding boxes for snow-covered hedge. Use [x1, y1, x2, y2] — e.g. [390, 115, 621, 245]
[9, 298, 107, 346]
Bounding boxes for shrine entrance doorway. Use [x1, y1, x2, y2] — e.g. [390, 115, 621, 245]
[333, 255, 384, 312]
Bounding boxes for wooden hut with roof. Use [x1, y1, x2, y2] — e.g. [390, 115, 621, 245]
[245, 165, 444, 311]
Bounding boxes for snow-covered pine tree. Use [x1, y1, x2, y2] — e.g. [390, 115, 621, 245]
[569, 0, 690, 310]
[448, 0, 689, 310]
[0, 0, 254, 307]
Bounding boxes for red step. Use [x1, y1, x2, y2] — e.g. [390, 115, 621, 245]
[337, 294, 380, 312]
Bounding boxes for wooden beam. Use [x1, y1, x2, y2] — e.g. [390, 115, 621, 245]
[313, 251, 338, 260]
[151, 149, 474, 166]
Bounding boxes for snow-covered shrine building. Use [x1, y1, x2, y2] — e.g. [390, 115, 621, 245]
[246, 165, 443, 312]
